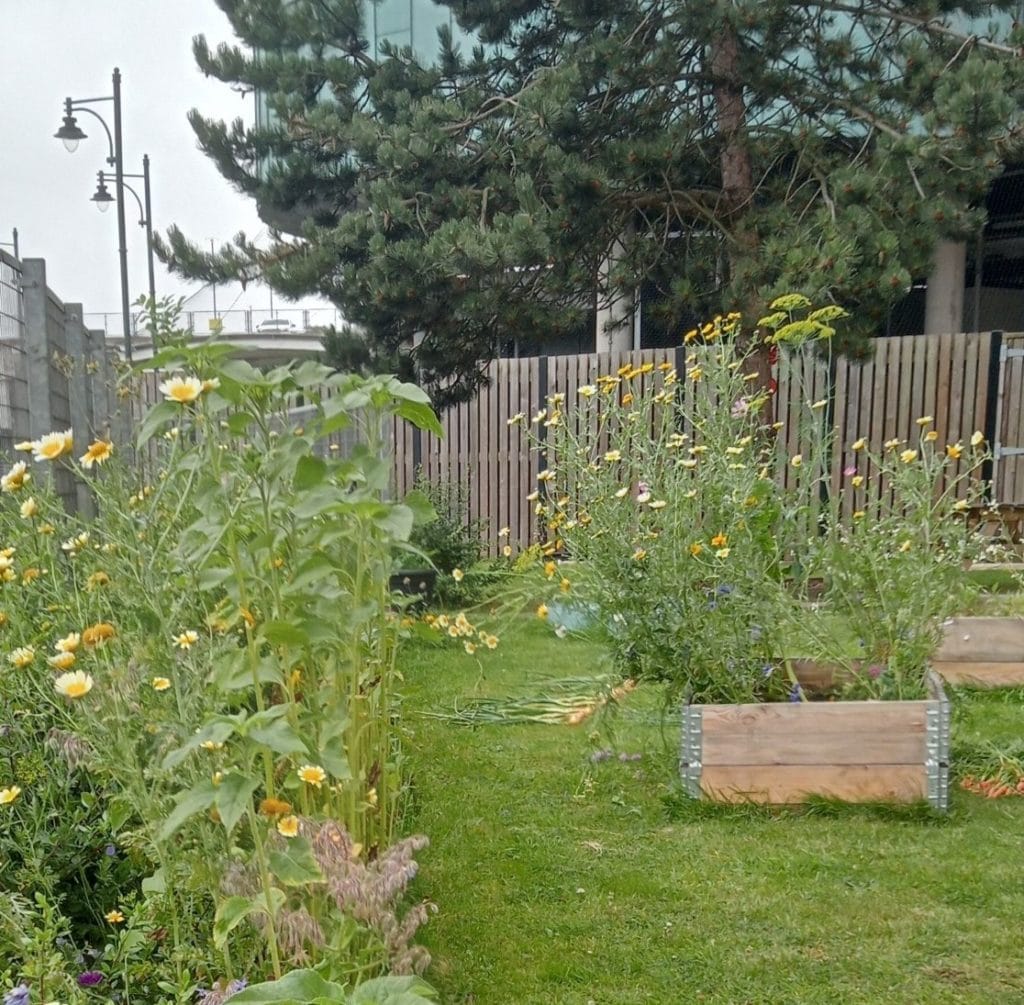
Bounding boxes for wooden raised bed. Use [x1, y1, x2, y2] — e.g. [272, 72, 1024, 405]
[933, 616, 1024, 687]
[680, 671, 949, 810]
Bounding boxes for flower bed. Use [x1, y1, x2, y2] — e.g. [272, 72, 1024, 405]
[933, 616, 1024, 687]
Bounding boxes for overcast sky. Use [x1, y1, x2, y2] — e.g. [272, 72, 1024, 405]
[2, 0, 326, 326]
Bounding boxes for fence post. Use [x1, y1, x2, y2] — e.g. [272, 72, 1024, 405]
[983, 330, 1004, 500]
[63, 303, 96, 515]
[21, 259, 55, 442]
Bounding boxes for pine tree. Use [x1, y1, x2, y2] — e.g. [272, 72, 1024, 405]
[160, 0, 1024, 404]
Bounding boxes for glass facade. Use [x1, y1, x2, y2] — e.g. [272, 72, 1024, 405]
[368, 0, 472, 63]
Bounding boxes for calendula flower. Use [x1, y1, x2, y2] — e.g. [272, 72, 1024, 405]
[33, 430, 74, 462]
[0, 785, 21, 805]
[971, 430, 985, 447]
[924, 430, 938, 442]
[86, 571, 110, 590]
[104, 909, 125, 924]
[278, 815, 300, 838]
[536, 603, 549, 620]
[297, 764, 327, 788]
[711, 533, 727, 548]
[604, 450, 622, 463]
[55, 632, 80, 654]
[19, 498, 37, 519]
[79, 440, 114, 469]
[689, 542, 703, 556]
[82, 623, 115, 647]
[151, 677, 171, 692]
[790, 454, 803, 468]
[7, 647, 34, 668]
[452, 568, 465, 583]
[48, 652, 76, 671]
[159, 376, 203, 404]
[900, 449, 918, 464]
[851, 438, 866, 451]
[946, 443, 963, 459]
[851, 475, 864, 488]
[1, 462, 30, 493]
[259, 797, 293, 817]
[55, 670, 94, 699]
[173, 630, 200, 650]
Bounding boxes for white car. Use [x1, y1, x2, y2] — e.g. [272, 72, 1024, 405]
[255, 317, 297, 333]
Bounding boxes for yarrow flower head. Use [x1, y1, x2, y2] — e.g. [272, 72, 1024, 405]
[159, 375, 203, 404]
[32, 430, 74, 462]
[55, 670, 94, 699]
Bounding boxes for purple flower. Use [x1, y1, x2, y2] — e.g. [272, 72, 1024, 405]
[226, 980, 248, 998]
[867, 664, 885, 679]
[843, 465, 857, 477]
[4, 985, 29, 1005]
[761, 664, 774, 677]
[788, 682, 803, 703]
[104, 844, 117, 857]
[77, 972, 104, 988]
[731, 397, 750, 417]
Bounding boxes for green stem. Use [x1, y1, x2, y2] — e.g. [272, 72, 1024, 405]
[246, 808, 283, 978]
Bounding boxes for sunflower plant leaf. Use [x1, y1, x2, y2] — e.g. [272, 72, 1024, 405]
[158, 778, 219, 841]
[268, 836, 323, 887]
[137, 400, 180, 448]
[215, 773, 260, 836]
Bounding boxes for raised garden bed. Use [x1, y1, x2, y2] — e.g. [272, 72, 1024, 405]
[933, 616, 1024, 687]
[680, 669, 949, 810]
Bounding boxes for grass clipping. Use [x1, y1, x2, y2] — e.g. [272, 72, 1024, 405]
[424, 675, 637, 726]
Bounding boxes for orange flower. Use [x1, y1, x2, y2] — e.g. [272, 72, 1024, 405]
[710, 533, 727, 548]
[82, 622, 116, 648]
[259, 797, 293, 818]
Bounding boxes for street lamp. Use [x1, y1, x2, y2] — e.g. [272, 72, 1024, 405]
[54, 68, 133, 361]
[90, 156, 156, 314]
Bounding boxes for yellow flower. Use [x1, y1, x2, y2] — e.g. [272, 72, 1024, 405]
[1, 462, 30, 493]
[13, 441, 34, 453]
[173, 630, 200, 650]
[151, 677, 171, 692]
[971, 430, 985, 447]
[7, 647, 34, 668]
[790, 455, 803, 468]
[536, 603, 549, 620]
[38, 523, 55, 536]
[604, 450, 622, 463]
[851, 475, 864, 488]
[952, 499, 969, 512]
[898, 540, 912, 553]
[497, 527, 510, 538]
[0, 786, 21, 805]
[810, 399, 827, 410]
[687, 366, 703, 382]
[560, 578, 571, 594]
[464, 641, 477, 655]
[485, 634, 499, 650]
[620, 393, 634, 407]
[201, 378, 221, 393]
[544, 561, 557, 579]
[21, 568, 41, 585]
[79, 440, 114, 470]
[19, 497, 37, 519]
[715, 547, 731, 558]
[632, 548, 647, 561]
[48, 652, 76, 671]
[502, 544, 512, 557]
[853, 510, 865, 519]
[924, 430, 938, 442]
[689, 542, 703, 556]
[884, 438, 901, 450]
[158, 376, 203, 404]
[710, 533, 727, 548]
[851, 438, 866, 451]
[537, 470, 555, 482]
[259, 797, 293, 817]
[212, 771, 224, 786]
[614, 486, 630, 499]
[33, 430, 74, 462]
[55, 670, 94, 699]
[452, 568, 465, 583]
[577, 385, 597, 399]
[916, 416, 933, 426]
[82, 623, 116, 647]
[200, 740, 224, 751]
[900, 449, 918, 464]
[946, 443, 963, 459]
[649, 499, 668, 510]
[277, 815, 300, 838]
[104, 909, 125, 925]
[86, 571, 110, 590]
[55, 632, 80, 654]
[506, 412, 525, 426]
[297, 764, 327, 788]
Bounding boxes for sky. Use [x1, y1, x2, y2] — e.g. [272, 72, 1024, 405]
[1, 0, 329, 331]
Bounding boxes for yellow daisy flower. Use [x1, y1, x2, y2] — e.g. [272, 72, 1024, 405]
[151, 677, 171, 692]
[173, 630, 200, 650]
[32, 430, 74, 462]
[19, 497, 37, 519]
[48, 652, 76, 671]
[971, 430, 985, 447]
[158, 376, 203, 404]
[0, 785, 22, 805]
[900, 449, 917, 464]
[7, 647, 34, 668]
[297, 764, 327, 788]
[79, 440, 114, 469]
[946, 443, 963, 459]
[277, 815, 300, 838]
[1, 462, 30, 493]
[55, 632, 81, 654]
[851, 438, 866, 451]
[536, 603, 549, 620]
[54, 670, 94, 699]
[104, 909, 125, 924]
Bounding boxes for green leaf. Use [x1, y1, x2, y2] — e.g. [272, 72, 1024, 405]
[161, 720, 236, 770]
[229, 970, 349, 1005]
[317, 736, 352, 781]
[376, 504, 415, 542]
[283, 554, 336, 594]
[294, 455, 327, 491]
[105, 796, 134, 833]
[137, 400, 180, 448]
[392, 398, 443, 438]
[349, 976, 438, 1004]
[262, 620, 310, 646]
[141, 868, 166, 895]
[401, 489, 436, 526]
[219, 358, 265, 385]
[247, 718, 308, 758]
[158, 778, 218, 841]
[215, 773, 260, 836]
[227, 411, 254, 435]
[268, 836, 323, 887]
[196, 566, 234, 590]
[213, 895, 260, 949]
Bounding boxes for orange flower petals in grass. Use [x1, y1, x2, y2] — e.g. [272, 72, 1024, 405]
[32, 430, 74, 462]
[259, 797, 293, 817]
[55, 670, 94, 699]
[79, 440, 114, 469]
[82, 623, 116, 648]
[158, 376, 203, 404]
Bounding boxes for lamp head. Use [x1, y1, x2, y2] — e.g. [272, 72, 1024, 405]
[90, 173, 114, 213]
[54, 101, 87, 153]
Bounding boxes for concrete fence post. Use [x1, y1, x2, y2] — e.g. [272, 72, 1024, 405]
[85, 329, 111, 436]
[63, 303, 96, 515]
[21, 259, 55, 442]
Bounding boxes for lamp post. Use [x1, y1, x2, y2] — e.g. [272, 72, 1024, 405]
[91, 155, 156, 312]
[54, 68, 133, 361]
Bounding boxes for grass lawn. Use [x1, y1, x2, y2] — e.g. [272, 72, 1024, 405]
[400, 620, 1024, 1004]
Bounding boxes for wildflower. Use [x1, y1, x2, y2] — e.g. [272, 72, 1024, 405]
[680, 459, 698, 469]
[916, 416, 933, 427]
[55, 670, 94, 699]
[649, 499, 667, 510]
[851, 437, 866, 451]
[924, 430, 938, 442]
[86, 571, 110, 590]
[297, 764, 327, 788]
[900, 449, 917, 464]
[898, 540, 912, 553]
[104, 909, 125, 924]
[725, 446, 744, 456]
[55, 632, 80, 653]
[13, 441, 33, 452]
[7, 647, 34, 669]
[174, 630, 200, 650]
[952, 500, 969, 512]
[1, 462, 30, 493]
[259, 797, 293, 817]
[810, 399, 827, 410]
[971, 430, 985, 447]
[502, 544, 512, 557]
[790, 454, 802, 468]
[788, 683, 803, 703]
[498, 526, 510, 538]
[151, 677, 171, 691]
[632, 548, 647, 561]
[0, 786, 21, 805]
[687, 366, 703, 382]
[614, 486, 630, 499]
[851, 475, 864, 488]
[485, 634, 499, 649]
[82, 623, 115, 647]
[464, 641, 477, 655]
[715, 548, 731, 558]
[536, 603, 549, 620]
[544, 561, 557, 579]
[946, 443, 963, 459]
[452, 568, 465, 583]
[77, 972, 104, 987]
[578, 385, 597, 398]
[853, 510, 866, 519]
[277, 815, 300, 838]
[560, 578, 571, 594]
[201, 378, 221, 392]
[20, 568, 41, 584]
[604, 450, 622, 463]
[159, 376, 203, 404]
[621, 393, 634, 407]
[33, 430, 74, 461]
[730, 398, 750, 417]
[506, 412, 525, 426]
[689, 542, 703, 556]
[526, 490, 539, 502]
[537, 469, 556, 482]
[19, 498, 37, 519]
[200, 741, 224, 751]
[531, 409, 547, 424]
[710, 533, 727, 547]
[3, 986, 29, 1005]
[48, 652, 76, 671]
[79, 440, 113, 469]
[38, 523, 55, 535]
[884, 438, 901, 450]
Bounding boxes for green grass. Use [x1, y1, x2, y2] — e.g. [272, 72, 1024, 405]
[400, 621, 1024, 1004]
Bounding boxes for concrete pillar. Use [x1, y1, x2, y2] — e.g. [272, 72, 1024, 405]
[21, 259, 55, 441]
[924, 240, 966, 335]
[85, 329, 111, 436]
[63, 304, 95, 515]
[595, 228, 636, 354]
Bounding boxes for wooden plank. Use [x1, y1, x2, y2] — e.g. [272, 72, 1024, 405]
[932, 661, 1024, 687]
[935, 617, 1024, 661]
[699, 764, 928, 804]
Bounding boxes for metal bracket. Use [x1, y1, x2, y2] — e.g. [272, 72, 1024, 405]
[679, 704, 703, 799]
[925, 672, 951, 813]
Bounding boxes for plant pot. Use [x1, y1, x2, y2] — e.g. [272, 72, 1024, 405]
[680, 667, 949, 810]
[933, 616, 1024, 687]
[389, 569, 437, 599]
